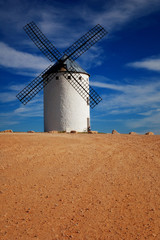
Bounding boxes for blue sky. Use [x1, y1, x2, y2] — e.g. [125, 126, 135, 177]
[0, 0, 160, 134]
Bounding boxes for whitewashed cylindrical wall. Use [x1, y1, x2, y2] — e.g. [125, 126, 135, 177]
[44, 72, 90, 132]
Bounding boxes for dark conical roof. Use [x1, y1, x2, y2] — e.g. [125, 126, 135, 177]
[60, 55, 88, 74]
[45, 55, 89, 76]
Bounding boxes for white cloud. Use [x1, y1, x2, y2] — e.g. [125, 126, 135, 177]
[8, 84, 26, 91]
[0, 95, 43, 129]
[0, 42, 49, 73]
[0, 92, 17, 103]
[0, 97, 43, 130]
[1, 0, 160, 51]
[91, 76, 160, 133]
[77, 46, 104, 70]
[13, 94, 43, 117]
[0, 83, 43, 104]
[84, 0, 160, 31]
[0, 0, 159, 75]
[24, 0, 160, 51]
[127, 56, 160, 72]
[14, 103, 43, 117]
[0, 119, 19, 128]
[90, 81, 125, 92]
[91, 76, 160, 111]
[126, 111, 160, 129]
[0, 83, 30, 103]
[138, 109, 160, 116]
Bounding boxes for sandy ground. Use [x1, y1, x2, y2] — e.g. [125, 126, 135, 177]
[0, 133, 160, 240]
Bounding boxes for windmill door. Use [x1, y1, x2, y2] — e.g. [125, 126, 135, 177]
[87, 117, 90, 129]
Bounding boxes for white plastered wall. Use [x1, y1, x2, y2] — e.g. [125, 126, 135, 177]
[44, 72, 90, 132]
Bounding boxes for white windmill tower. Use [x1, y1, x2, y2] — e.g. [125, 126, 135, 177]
[43, 57, 90, 132]
[16, 22, 107, 132]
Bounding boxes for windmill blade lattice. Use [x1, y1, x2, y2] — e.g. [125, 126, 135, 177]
[64, 71, 102, 109]
[16, 65, 57, 105]
[88, 86, 102, 108]
[63, 61, 102, 108]
[24, 21, 62, 62]
[24, 22, 107, 64]
[63, 24, 107, 61]
[17, 22, 106, 106]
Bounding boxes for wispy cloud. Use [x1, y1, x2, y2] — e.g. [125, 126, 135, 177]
[0, 92, 17, 103]
[1, 0, 160, 54]
[14, 98, 43, 117]
[90, 81, 125, 92]
[27, 0, 160, 51]
[127, 56, 160, 72]
[91, 75, 160, 133]
[8, 84, 26, 91]
[126, 111, 160, 130]
[0, 100, 43, 130]
[0, 42, 49, 74]
[93, 79, 160, 110]
[83, 0, 160, 31]
[0, 101, 43, 122]
[0, 83, 30, 103]
[138, 109, 160, 116]
[0, 83, 43, 105]
[0, 119, 19, 128]
[77, 46, 104, 70]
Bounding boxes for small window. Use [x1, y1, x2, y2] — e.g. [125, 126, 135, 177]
[56, 76, 59, 80]
[68, 75, 71, 80]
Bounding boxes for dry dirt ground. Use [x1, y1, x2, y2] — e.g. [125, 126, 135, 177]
[0, 133, 160, 240]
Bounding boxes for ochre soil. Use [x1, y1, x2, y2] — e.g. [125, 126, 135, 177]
[0, 133, 160, 240]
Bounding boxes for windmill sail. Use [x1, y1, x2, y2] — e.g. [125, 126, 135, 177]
[16, 65, 57, 104]
[63, 24, 107, 61]
[24, 21, 62, 62]
[63, 59, 102, 108]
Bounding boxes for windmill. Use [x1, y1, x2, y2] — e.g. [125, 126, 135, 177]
[16, 22, 107, 132]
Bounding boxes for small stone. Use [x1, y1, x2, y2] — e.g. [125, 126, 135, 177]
[88, 131, 98, 134]
[112, 129, 119, 134]
[145, 132, 154, 135]
[48, 130, 58, 133]
[129, 132, 137, 135]
[1, 129, 13, 133]
[70, 130, 77, 133]
[27, 130, 35, 133]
